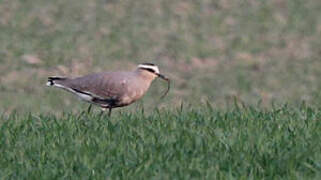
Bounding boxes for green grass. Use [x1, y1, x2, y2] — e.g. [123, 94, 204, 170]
[1, 0, 320, 179]
[1, 105, 320, 179]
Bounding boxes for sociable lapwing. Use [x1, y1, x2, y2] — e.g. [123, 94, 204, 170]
[46, 63, 170, 116]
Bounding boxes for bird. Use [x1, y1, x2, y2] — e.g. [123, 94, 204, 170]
[46, 63, 170, 116]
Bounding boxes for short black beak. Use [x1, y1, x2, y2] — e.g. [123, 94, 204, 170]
[156, 73, 170, 99]
[156, 73, 169, 81]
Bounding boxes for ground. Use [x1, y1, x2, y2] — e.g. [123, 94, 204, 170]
[0, 0, 321, 115]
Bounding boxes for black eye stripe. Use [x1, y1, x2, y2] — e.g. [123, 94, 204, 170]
[140, 67, 156, 73]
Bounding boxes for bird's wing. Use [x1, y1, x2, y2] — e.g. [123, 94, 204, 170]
[63, 72, 129, 101]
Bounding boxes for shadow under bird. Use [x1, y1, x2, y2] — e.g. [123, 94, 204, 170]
[46, 63, 170, 116]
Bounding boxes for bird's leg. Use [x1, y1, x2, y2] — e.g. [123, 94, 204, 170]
[100, 107, 112, 117]
[87, 104, 92, 114]
[99, 108, 105, 117]
[99, 107, 107, 116]
[108, 108, 112, 117]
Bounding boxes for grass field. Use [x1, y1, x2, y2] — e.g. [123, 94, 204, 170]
[1, 0, 321, 179]
[1, 105, 320, 179]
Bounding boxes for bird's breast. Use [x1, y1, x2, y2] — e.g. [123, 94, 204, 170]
[120, 89, 144, 105]
[120, 82, 149, 105]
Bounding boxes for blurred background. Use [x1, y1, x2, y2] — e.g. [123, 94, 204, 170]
[0, 0, 320, 114]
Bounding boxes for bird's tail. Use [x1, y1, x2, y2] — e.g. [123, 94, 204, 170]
[46, 76, 68, 86]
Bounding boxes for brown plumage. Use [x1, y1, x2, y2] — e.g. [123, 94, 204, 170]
[46, 63, 170, 116]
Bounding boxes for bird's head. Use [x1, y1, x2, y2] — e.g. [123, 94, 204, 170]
[137, 63, 160, 79]
[137, 63, 170, 98]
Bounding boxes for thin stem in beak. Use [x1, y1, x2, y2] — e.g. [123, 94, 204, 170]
[157, 73, 170, 99]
